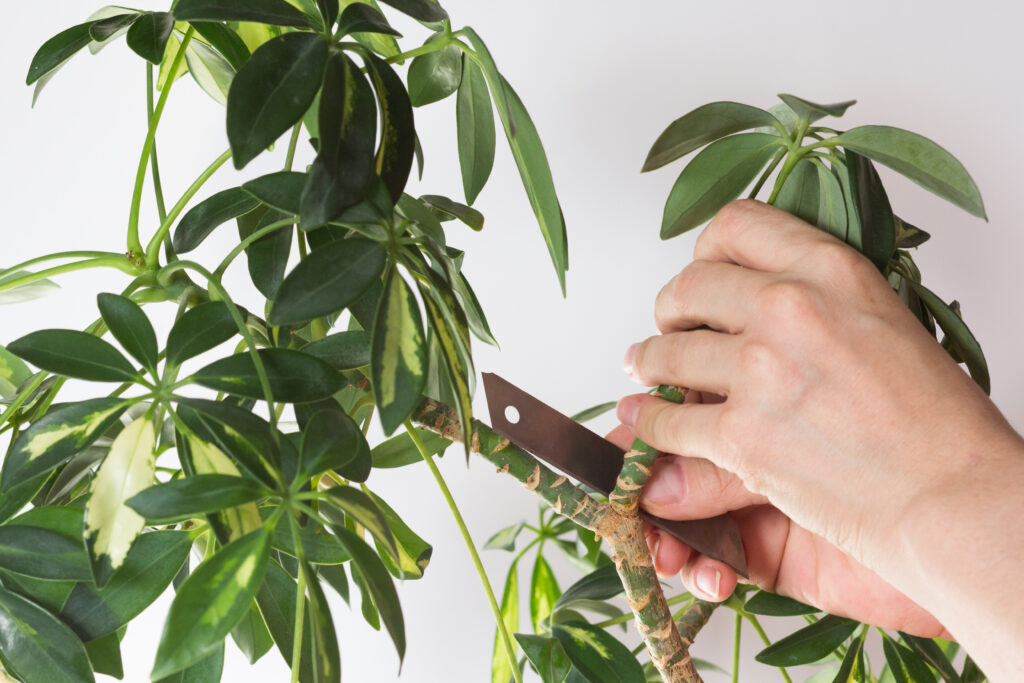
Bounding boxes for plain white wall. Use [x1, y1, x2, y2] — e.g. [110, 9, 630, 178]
[3, 1, 1023, 681]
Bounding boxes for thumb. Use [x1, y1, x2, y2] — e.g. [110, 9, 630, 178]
[641, 454, 767, 519]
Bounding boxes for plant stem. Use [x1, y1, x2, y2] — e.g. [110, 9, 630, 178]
[0, 258, 141, 294]
[145, 148, 233, 266]
[2, 251, 124, 274]
[384, 36, 452, 64]
[128, 27, 194, 255]
[214, 217, 297, 279]
[731, 613, 741, 683]
[743, 614, 793, 683]
[403, 420, 524, 683]
[594, 593, 693, 629]
[284, 122, 302, 171]
[288, 513, 309, 683]
[146, 63, 168, 223]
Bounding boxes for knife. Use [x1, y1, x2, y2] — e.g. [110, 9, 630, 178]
[482, 372, 748, 578]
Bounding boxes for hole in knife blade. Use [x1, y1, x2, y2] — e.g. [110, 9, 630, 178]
[504, 405, 520, 424]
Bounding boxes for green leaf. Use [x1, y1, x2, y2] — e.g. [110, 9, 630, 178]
[194, 348, 343, 403]
[85, 415, 156, 586]
[26, 21, 95, 85]
[844, 150, 896, 272]
[299, 409, 368, 479]
[227, 32, 327, 169]
[254, 560, 327, 681]
[643, 101, 781, 172]
[0, 586, 95, 682]
[484, 520, 526, 552]
[0, 344, 32, 399]
[242, 171, 306, 214]
[553, 621, 645, 683]
[304, 564, 342, 683]
[491, 561, 520, 683]
[898, 632, 961, 683]
[895, 216, 931, 249]
[126, 474, 267, 523]
[420, 194, 484, 230]
[961, 657, 985, 683]
[2, 398, 130, 492]
[455, 55, 495, 205]
[0, 270, 60, 305]
[777, 94, 856, 122]
[516, 634, 571, 683]
[302, 331, 370, 369]
[7, 329, 137, 382]
[744, 590, 819, 616]
[530, 554, 561, 632]
[84, 630, 124, 679]
[336, 3, 402, 37]
[363, 487, 432, 580]
[166, 302, 237, 367]
[239, 207, 294, 299]
[269, 239, 386, 325]
[89, 13, 139, 42]
[408, 35, 461, 106]
[554, 564, 622, 611]
[127, 12, 174, 64]
[155, 642, 224, 683]
[569, 401, 616, 423]
[192, 21, 251, 71]
[371, 270, 427, 434]
[97, 293, 158, 371]
[377, 0, 447, 22]
[832, 125, 985, 218]
[176, 400, 278, 488]
[152, 526, 272, 679]
[905, 280, 989, 394]
[453, 271, 497, 346]
[774, 159, 820, 227]
[318, 0, 341, 27]
[173, 187, 261, 253]
[60, 530, 190, 641]
[660, 133, 783, 239]
[882, 633, 937, 683]
[755, 615, 859, 666]
[0, 524, 90, 581]
[332, 524, 406, 663]
[271, 517, 349, 565]
[322, 486, 398, 562]
[831, 627, 866, 682]
[301, 53, 378, 228]
[363, 52, 416, 204]
[370, 428, 449, 468]
[173, 0, 312, 27]
[813, 159, 848, 240]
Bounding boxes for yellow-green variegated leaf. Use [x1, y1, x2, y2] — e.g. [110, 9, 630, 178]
[85, 415, 155, 587]
[1, 398, 131, 492]
[0, 345, 31, 399]
[184, 39, 235, 106]
[188, 437, 262, 542]
[157, 32, 188, 91]
[371, 270, 427, 435]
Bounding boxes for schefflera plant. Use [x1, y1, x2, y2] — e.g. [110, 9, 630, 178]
[0, 0, 576, 681]
[639, 94, 990, 680]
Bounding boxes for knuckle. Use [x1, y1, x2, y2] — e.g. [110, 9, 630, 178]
[756, 280, 821, 325]
[816, 242, 873, 280]
[737, 340, 808, 400]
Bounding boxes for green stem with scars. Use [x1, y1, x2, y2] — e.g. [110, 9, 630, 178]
[594, 592, 693, 629]
[403, 420, 525, 683]
[128, 27, 194, 256]
[144, 148, 233, 266]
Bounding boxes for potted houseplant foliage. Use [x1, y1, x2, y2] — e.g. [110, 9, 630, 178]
[0, 1, 990, 681]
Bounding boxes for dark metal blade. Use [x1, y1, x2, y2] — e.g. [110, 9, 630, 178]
[482, 372, 748, 578]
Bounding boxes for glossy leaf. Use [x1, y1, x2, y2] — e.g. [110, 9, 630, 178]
[898, 632, 961, 683]
[299, 408, 368, 478]
[455, 55, 494, 205]
[185, 38, 235, 105]
[882, 634, 936, 683]
[227, 32, 327, 169]
[833, 125, 985, 218]
[491, 561, 520, 683]
[303, 331, 370, 369]
[83, 631, 123, 679]
[336, 3, 402, 37]
[0, 525, 90, 580]
[176, 400, 278, 488]
[301, 53, 377, 228]
[755, 615, 858, 666]
[453, 271, 497, 346]
[661, 133, 783, 238]
[530, 554, 561, 632]
[239, 207, 294, 299]
[322, 486, 398, 561]
[371, 270, 427, 434]
[155, 642, 224, 683]
[304, 565, 342, 682]
[127, 12, 175, 63]
[421, 194, 484, 230]
[774, 159, 819, 227]
[0, 344, 32, 399]
[831, 628, 866, 683]
[7, 329, 137, 382]
[961, 657, 985, 683]
[845, 150, 896, 272]
[192, 21, 251, 71]
[173, 187, 261, 253]
[370, 428, 449, 468]
[744, 590, 819, 616]
[173, 0, 311, 27]
[255, 560, 317, 679]
[553, 621, 645, 683]
[194, 348, 343, 403]
[554, 564, 622, 611]
[152, 527, 272, 679]
[363, 52, 416, 204]
[814, 159, 848, 240]
[26, 21, 95, 85]
[643, 101, 781, 172]
[2, 398, 129, 492]
[516, 634, 571, 683]
[242, 172, 306, 214]
[60, 531, 190, 641]
[332, 524, 406, 663]
[484, 520, 526, 552]
[777, 94, 855, 122]
[127, 474, 267, 523]
[269, 239, 386, 325]
[89, 13, 138, 43]
[895, 216, 931, 248]
[271, 518, 349, 565]
[905, 280, 989, 394]
[85, 416, 156, 586]
[0, 586, 95, 683]
[166, 302, 237, 366]
[377, 0, 448, 22]
[408, 36, 461, 106]
[97, 293, 158, 371]
[364, 488, 432, 579]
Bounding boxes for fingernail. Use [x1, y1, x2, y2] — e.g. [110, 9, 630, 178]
[616, 395, 642, 427]
[622, 343, 639, 375]
[642, 459, 684, 507]
[696, 565, 722, 599]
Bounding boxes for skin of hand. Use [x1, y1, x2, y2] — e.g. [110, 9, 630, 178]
[616, 199, 1024, 680]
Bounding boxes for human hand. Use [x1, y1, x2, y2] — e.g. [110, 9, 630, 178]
[615, 200, 1022, 637]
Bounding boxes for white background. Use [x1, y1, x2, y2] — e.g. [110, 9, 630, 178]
[3, 1, 1023, 681]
